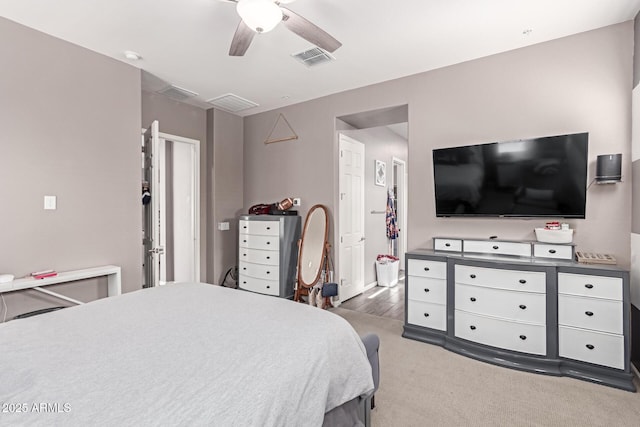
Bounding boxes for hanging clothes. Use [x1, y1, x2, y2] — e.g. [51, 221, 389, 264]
[386, 188, 399, 240]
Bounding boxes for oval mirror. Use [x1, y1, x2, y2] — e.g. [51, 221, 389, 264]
[298, 204, 329, 288]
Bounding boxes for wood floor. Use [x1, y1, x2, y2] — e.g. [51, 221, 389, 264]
[337, 275, 405, 321]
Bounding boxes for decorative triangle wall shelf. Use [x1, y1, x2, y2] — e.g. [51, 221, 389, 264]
[264, 113, 298, 144]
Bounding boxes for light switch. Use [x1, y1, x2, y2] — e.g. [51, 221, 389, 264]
[293, 198, 301, 207]
[44, 196, 57, 210]
[218, 222, 230, 231]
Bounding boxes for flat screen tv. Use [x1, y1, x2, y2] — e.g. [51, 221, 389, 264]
[432, 132, 588, 218]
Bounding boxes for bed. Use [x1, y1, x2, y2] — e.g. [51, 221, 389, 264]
[0, 283, 375, 426]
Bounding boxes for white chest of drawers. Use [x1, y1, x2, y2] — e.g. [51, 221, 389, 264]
[406, 258, 448, 331]
[403, 248, 634, 392]
[238, 215, 301, 298]
[454, 264, 547, 355]
[557, 272, 625, 369]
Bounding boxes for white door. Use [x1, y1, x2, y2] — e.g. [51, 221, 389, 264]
[143, 120, 163, 288]
[338, 134, 365, 301]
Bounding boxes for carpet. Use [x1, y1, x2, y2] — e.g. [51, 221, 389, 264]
[332, 307, 640, 427]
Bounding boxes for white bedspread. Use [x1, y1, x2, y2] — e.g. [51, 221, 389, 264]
[0, 283, 373, 426]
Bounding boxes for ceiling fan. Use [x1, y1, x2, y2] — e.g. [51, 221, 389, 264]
[221, 0, 342, 56]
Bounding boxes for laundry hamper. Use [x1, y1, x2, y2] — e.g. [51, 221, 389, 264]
[376, 256, 399, 287]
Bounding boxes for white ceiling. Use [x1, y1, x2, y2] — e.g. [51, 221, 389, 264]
[2, 0, 640, 117]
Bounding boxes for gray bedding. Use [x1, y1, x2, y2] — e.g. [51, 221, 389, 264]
[0, 283, 374, 426]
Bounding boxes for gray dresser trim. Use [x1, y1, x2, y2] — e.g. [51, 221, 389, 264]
[402, 250, 635, 392]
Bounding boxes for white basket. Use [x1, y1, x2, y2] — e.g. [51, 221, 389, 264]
[376, 260, 399, 287]
[534, 228, 573, 244]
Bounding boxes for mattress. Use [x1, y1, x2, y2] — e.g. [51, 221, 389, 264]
[0, 283, 374, 426]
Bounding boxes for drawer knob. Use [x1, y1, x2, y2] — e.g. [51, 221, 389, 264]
[243, 240, 247, 243]
[424, 288, 430, 293]
[585, 311, 594, 317]
[492, 245, 499, 250]
[267, 241, 271, 245]
[243, 267, 247, 270]
[243, 254, 246, 257]
[266, 256, 271, 259]
[243, 226, 247, 229]
[585, 284, 594, 289]
[470, 297, 476, 302]
[424, 267, 430, 271]
[243, 281, 247, 284]
[586, 344, 595, 350]
[519, 304, 527, 310]
[445, 243, 451, 247]
[470, 325, 476, 330]
[266, 285, 270, 289]
[470, 274, 476, 279]
[519, 279, 526, 284]
[266, 227, 271, 230]
[548, 249, 556, 254]
[423, 313, 430, 317]
[519, 335, 527, 340]
[266, 271, 270, 274]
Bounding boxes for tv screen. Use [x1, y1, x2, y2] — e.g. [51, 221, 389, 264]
[432, 132, 588, 218]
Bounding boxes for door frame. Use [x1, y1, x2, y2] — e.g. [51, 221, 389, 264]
[141, 128, 201, 284]
[392, 157, 408, 269]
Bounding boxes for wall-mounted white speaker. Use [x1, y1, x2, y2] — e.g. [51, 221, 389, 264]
[595, 154, 622, 184]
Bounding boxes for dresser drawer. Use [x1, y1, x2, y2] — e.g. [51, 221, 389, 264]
[407, 300, 446, 331]
[239, 261, 280, 282]
[455, 283, 546, 324]
[239, 234, 280, 251]
[533, 243, 574, 260]
[558, 325, 624, 370]
[558, 294, 623, 334]
[434, 238, 462, 252]
[455, 265, 546, 293]
[239, 220, 280, 236]
[557, 273, 622, 301]
[239, 248, 279, 266]
[454, 310, 546, 355]
[407, 277, 447, 305]
[463, 240, 531, 257]
[407, 259, 447, 279]
[239, 275, 279, 296]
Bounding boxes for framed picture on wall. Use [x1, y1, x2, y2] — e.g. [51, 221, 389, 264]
[375, 160, 386, 187]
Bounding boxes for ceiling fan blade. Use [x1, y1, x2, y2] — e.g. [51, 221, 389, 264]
[229, 19, 255, 56]
[280, 6, 342, 53]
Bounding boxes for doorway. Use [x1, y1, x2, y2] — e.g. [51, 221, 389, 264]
[142, 121, 200, 287]
[335, 105, 408, 310]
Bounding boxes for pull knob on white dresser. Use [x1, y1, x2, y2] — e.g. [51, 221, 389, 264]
[238, 215, 301, 298]
[403, 237, 634, 391]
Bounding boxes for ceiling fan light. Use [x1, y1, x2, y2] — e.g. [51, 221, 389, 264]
[237, 0, 283, 33]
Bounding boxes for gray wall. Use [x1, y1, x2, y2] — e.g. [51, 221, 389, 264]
[0, 17, 141, 318]
[208, 108, 244, 284]
[141, 91, 208, 281]
[342, 126, 408, 285]
[243, 22, 634, 282]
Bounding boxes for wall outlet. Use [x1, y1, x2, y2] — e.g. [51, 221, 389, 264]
[217, 222, 230, 231]
[293, 198, 301, 207]
[44, 195, 57, 210]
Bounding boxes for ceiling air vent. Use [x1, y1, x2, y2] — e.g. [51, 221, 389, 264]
[291, 47, 335, 67]
[207, 93, 259, 113]
[157, 85, 199, 101]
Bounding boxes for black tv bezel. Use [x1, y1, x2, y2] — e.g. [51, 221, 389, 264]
[432, 132, 589, 219]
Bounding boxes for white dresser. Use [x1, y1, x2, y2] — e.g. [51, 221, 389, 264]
[238, 215, 301, 298]
[403, 238, 634, 392]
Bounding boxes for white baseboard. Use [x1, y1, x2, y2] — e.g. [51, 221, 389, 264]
[365, 281, 377, 291]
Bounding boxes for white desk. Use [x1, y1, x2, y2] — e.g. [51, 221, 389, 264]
[0, 265, 121, 305]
